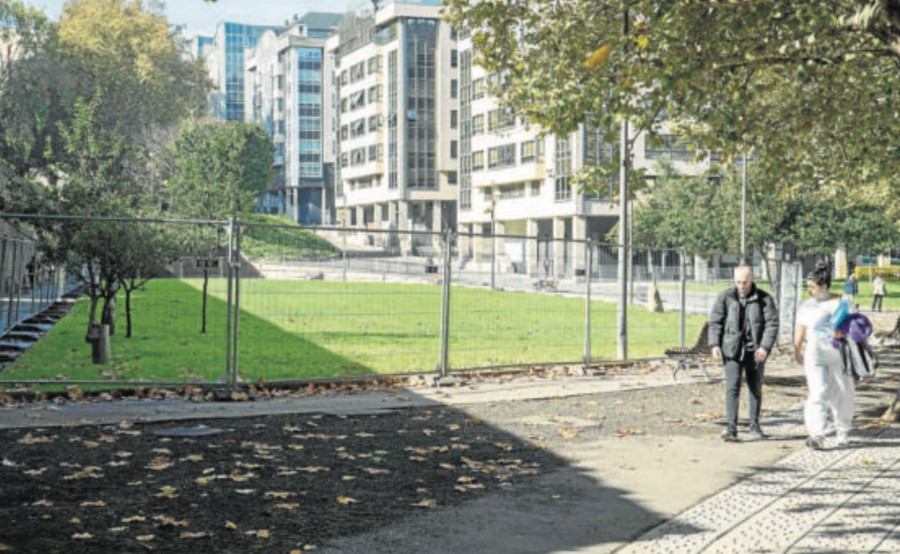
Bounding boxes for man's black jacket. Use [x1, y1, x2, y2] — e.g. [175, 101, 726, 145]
[708, 284, 779, 360]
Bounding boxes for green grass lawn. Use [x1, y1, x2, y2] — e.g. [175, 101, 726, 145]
[3, 279, 707, 385]
[832, 279, 900, 310]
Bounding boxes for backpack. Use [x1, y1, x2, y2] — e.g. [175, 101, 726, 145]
[839, 338, 877, 382]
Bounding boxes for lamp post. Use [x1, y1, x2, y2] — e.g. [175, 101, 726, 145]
[616, 4, 630, 361]
[740, 151, 747, 266]
[484, 192, 496, 290]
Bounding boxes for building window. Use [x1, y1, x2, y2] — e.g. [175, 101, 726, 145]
[450, 79, 458, 99]
[451, 140, 458, 159]
[530, 181, 541, 196]
[447, 171, 458, 185]
[645, 133, 693, 161]
[450, 49, 458, 68]
[472, 150, 484, 171]
[368, 115, 381, 132]
[367, 55, 381, 74]
[555, 136, 572, 201]
[472, 114, 484, 135]
[488, 108, 515, 132]
[498, 184, 525, 199]
[521, 140, 536, 163]
[488, 143, 516, 169]
[472, 78, 484, 100]
[450, 110, 458, 129]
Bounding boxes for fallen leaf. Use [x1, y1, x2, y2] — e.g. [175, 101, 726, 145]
[80, 500, 107, 507]
[136, 535, 154, 542]
[447, 423, 461, 431]
[235, 489, 257, 495]
[155, 486, 179, 499]
[122, 516, 146, 523]
[71, 533, 92, 540]
[225, 521, 238, 530]
[180, 531, 210, 539]
[153, 515, 188, 527]
[70, 517, 81, 524]
[275, 503, 300, 510]
[336, 496, 359, 505]
[108, 527, 126, 533]
[245, 530, 270, 538]
[411, 498, 437, 508]
[32, 499, 53, 507]
[263, 491, 293, 500]
[558, 427, 579, 439]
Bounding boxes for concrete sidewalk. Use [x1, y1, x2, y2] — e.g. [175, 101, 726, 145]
[620, 426, 900, 554]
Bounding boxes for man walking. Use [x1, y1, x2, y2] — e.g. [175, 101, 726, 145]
[709, 266, 779, 441]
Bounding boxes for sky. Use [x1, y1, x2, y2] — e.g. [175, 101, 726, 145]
[22, 0, 353, 38]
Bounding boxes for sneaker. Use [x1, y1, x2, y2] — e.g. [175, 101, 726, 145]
[836, 433, 851, 447]
[805, 436, 824, 450]
[721, 430, 739, 442]
[749, 426, 768, 440]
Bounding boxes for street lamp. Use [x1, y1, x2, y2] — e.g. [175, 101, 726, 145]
[483, 191, 496, 290]
[740, 151, 747, 266]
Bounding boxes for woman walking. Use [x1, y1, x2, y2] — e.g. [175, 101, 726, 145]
[794, 261, 855, 449]
[872, 274, 886, 312]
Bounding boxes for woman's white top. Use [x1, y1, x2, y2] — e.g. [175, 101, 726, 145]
[797, 296, 842, 360]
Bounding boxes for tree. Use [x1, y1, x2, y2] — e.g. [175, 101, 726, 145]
[445, 1, 900, 193]
[4, 0, 212, 362]
[166, 120, 273, 333]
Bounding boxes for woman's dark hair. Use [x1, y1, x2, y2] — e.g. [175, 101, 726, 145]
[806, 260, 831, 288]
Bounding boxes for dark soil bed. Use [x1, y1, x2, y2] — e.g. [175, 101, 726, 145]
[0, 407, 564, 553]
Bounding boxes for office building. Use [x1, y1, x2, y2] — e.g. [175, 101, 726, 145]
[245, 13, 342, 224]
[328, 0, 458, 254]
[207, 22, 280, 121]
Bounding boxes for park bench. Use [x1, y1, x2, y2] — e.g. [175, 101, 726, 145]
[664, 321, 712, 381]
[535, 277, 559, 292]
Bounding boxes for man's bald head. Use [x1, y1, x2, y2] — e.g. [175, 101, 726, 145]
[734, 265, 754, 296]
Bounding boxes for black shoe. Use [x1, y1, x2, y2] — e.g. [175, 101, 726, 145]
[749, 426, 768, 440]
[805, 436, 824, 450]
[721, 430, 739, 442]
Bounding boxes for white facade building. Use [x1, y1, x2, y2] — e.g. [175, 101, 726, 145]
[457, 34, 716, 277]
[329, 0, 458, 254]
[245, 13, 341, 224]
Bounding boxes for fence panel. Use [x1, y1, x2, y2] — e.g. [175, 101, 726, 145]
[0, 217, 232, 385]
[236, 224, 445, 382]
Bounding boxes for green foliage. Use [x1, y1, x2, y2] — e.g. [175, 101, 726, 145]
[445, 0, 900, 198]
[167, 121, 274, 219]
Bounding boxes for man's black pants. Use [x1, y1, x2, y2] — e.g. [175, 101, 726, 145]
[723, 356, 764, 434]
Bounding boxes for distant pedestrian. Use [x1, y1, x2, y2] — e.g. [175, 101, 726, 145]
[542, 257, 550, 277]
[872, 274, 886, 312]
[709, 266, 779, 442]
[844, 273, 858, 307]
[794, 261, 855, 450]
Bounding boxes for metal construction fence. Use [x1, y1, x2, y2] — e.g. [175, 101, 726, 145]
[0, 214, 804, 388]
[1, 229, 80, 337]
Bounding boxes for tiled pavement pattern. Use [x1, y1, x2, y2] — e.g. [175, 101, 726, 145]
[621, 416, 900, 553]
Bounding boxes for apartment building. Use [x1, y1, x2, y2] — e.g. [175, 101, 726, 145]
[245, 13, 342, 224]
[206, 22, 279, 121]
[457, 33, 714, 277]
[188, 36, 213, 60]
[328, 0, 458, 254]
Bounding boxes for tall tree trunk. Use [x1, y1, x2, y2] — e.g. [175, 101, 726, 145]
[201, 267, 208, 334]
[101, 295, 116, 336]
[86, 295, 99, 342]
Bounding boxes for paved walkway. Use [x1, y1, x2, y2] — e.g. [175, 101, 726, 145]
[621, 426, 900, 553]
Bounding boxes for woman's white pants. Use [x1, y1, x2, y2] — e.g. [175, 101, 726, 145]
[804, 348, 855, 440]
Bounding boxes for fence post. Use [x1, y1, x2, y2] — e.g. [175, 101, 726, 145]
[8, 240, 20, 329]
[438, 229, 453, 378]
[232, 220, 243, 386]
[0, 238, 6, 333]
[679, 248, 687, 348]
[224, 219, 235, 388]
[791, 261, 802, 337]
[342, 226, 348, 282]
[584, 239, 593, 368]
